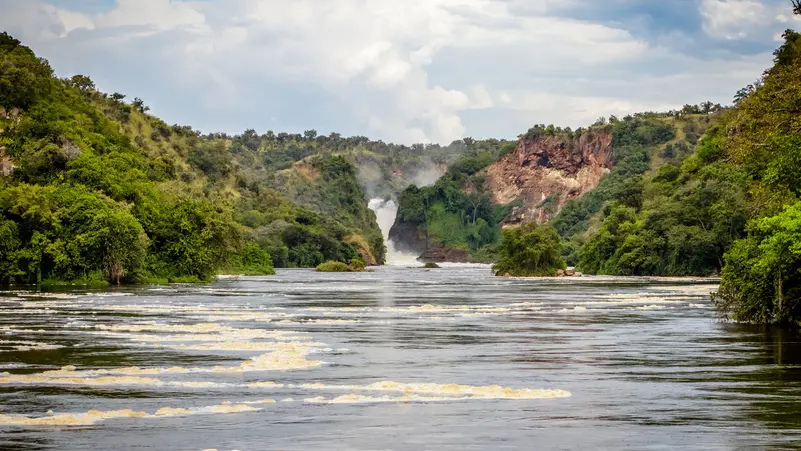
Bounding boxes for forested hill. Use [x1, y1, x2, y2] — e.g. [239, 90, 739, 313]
[0, 32, 390, 285]
[565, 27, 801, 325]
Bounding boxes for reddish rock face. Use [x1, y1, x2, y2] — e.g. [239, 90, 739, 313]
[486, 131, 613, 225]
[0, 150, 13, 177]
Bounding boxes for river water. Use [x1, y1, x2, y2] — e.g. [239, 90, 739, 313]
[1, 266, 801, 450]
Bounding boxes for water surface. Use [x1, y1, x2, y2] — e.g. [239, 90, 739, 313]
[1, 266, 800, 450]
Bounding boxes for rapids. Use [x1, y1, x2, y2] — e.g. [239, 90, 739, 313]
[1, 267, 800, 450]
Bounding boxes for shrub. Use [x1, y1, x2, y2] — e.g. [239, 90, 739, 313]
[493, 223, 565, 277]
[348, 258, 366, 272]
[315, 261, 350, 272]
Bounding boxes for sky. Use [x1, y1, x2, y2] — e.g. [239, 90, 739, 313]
[0, 0, 797, 144]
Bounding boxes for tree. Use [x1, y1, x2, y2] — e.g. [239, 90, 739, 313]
[81, 208, 148, 284]
[0, 32, 20, 53]
[132, 97, 150, 113]
[493, 223, 565, 277]
[714, 202, 801, 324]
[68, 74, 95, 92]
[0, 34, 54, 109]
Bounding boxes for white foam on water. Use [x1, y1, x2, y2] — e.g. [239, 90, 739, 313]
[0, 372, 241, 389]
[274, 319, 360, 326]
[436, 262, 494, 269]
[0, 340, 64, 352]
[303, 394, 460, 404]
[291, 381, 571, 400]
[631, 305, 669, 311]
[0, 402, 263, 427]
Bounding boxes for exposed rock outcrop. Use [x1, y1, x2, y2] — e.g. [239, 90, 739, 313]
[419, 247, 492, 264]
[387, 221, 430, 256]
[0, 150, 13, 177]
[420, 247, 470, 263]
[487, 131, 613, 225]
[557, 268, 583, 277]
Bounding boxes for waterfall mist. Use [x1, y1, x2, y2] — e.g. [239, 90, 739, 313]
[368, 198, 420, 266]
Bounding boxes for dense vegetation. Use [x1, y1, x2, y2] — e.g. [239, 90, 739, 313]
[0, 32, 384, 285]
[315, 258, 367, 273]
[552, 113, 722, 274]
[710, 28, 801, 324]
[552, 22, 801, 325]
[492, 223, 565, 277]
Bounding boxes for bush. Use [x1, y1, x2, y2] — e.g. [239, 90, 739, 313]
[223, 242, 276, 276]
[424, 262, 440, 268]
[315, 261, 350, 272]
[348, 258, 366, 272]
[492, 223, 565, 277]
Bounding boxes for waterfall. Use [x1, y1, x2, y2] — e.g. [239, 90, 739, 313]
[368, 198, 420, 266]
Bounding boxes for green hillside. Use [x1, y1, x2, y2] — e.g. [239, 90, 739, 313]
[553, 111, 719, 269]
[0, 32, 384, 285]
[556, 28, 801, 324]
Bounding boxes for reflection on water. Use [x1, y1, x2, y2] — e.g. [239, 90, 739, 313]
[1, 267, 800, 450]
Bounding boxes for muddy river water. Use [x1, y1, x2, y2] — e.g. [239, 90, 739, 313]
[1, 266, 800, 450]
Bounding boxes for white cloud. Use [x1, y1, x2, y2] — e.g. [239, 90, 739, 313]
[95, 0, 206, 32]
[0, 0, 787, 144]
[700, 0, 770, 39]
[55, 9, 95, 35]
[186, 0, 651, 143]
[469, 85, 494, 110]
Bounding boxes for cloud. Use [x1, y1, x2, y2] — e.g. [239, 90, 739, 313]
[700, 0, 768, 39]
[0, 0, 794, 144]
[95, 0, 207, 32]
[56, 9, 95, 35]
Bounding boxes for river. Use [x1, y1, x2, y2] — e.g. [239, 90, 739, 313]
[1, 266, 801, 450]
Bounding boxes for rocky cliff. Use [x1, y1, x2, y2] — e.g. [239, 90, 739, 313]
[387, 221, 429, 255]
[486, 130, 613, 225]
